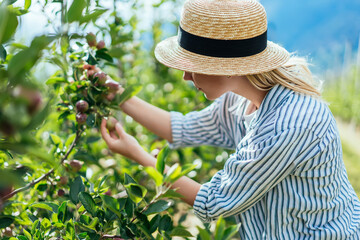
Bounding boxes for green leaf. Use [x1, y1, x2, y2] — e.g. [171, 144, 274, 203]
[8, 35, 54, 82]
[143, 200, 171, 215]
[223, 225, 240, 240]
[137, 224, 155, 240]
[144, 167, 163, 186]
[24, 0, 31, 9]
[101, 195, 121, 218]
[156, 145, 169, 175]
[65, 133, 76, 149]
[23, 229, 32, 240]
[95, 49, 113, 62]
[87, 52, 97, 65]
[0, 215, 14, 228]
[57, 201, 68, 223]
[164, 163, 181, 183]
[162, 189, 184, 199]
[124, 173, 136, 184]
[0, 6, 18, 44]
[30, 203, 53, 212]
[214, 216, 226, 240]
[70, 176, 85, 204]
[67, 0, 86, 22]
[17, 236, 28, 240]
[41, 218, 51, 230]
[78, 192, 97, 216]
[158, 215, 172, 232]
[45, 77, 67, 85]
[170, 227, 193, 237]
[50, 134, 62, 146]
[197, 226, 211, 240]
[114, 85, 142, 107]
[0, 44, 6, 61]
[124, 198, 134, 218]
[79, 8, 107, 24]
[125, 183, 147, 204]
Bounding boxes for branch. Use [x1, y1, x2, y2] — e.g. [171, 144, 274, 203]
[101, 234, 124, 239]
[2, 130, 82, 200]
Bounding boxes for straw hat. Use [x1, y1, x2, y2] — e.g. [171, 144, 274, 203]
[154, 0, 290, 76]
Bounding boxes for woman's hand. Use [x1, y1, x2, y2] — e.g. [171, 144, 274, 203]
[100, 118, 142, 161]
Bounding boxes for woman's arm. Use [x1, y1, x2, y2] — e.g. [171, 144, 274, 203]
[120, 96, 173, 143]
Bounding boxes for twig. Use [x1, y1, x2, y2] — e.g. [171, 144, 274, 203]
[101, 234, 124, 239]
[2, 130, 83, 200]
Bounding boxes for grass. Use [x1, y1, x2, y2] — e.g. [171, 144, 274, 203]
[342, 141, 360, 198]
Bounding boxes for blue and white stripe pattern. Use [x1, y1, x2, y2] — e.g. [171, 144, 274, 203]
[169, 84, 360, 239]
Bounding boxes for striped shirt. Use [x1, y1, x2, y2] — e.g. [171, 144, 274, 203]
[169, 84, 360, 239]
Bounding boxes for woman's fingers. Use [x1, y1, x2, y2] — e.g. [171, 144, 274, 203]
[115, 122, 125, 137]
[110, 132, 118, 139]
[100, 118, 112, 143]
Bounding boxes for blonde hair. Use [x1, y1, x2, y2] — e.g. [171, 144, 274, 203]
[246, 56, 322, 97]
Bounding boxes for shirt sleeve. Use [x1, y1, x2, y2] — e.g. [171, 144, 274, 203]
[168, 94, 236, 149]
[193, 127, 321, 222]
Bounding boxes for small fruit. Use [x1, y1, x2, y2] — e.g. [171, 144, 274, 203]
[0, 185, 13, 200]
[83, 64, 95, 70]
[86, 32, 97, 47]
[76, 100, 89, 113]
[104, 189, 112, 196]
[105, 79, 120, 92]
[96, 40, 105, 50]
[69, 160, 83, 172]
[105, 92, 116, 101]
[106, 117, 117, 131]
[76, 112, 87, 125]
[12, 86, 43, 115]
[57, 189, 65, 197]
[59, 176, 68, 185]
[87, 69, 96, 79]
[94, 72, 107, 85]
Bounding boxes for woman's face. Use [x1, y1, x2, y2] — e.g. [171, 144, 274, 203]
[183, 71, 239, 100]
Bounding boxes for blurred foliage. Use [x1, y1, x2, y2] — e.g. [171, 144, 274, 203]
[0, 0, 239, 239]
[323, 64, 360, 126]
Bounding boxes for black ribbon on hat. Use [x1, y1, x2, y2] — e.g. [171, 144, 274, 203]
[178, 26, 267, 58]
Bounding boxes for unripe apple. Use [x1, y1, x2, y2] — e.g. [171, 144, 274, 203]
[0, 121, 15, 137]
[86, 32, 97, 47]
[105, 92, 116, 101]
[96, 40, 105, 50]
[57, 189, 65, 197]
[69, 160, 83, 172]
[87, 69, 96, 79]
[106, 117, 117, 131]
[105, 79, 120, 92]
[76, 113, 87, 125]
[76, 100, 89, 113]
[0, 185, 13, 200]
[94, 72, 107, 85]
[59, 176, 68, 186]
[83, 64, 95, 70]
[13, 86, 43, 115]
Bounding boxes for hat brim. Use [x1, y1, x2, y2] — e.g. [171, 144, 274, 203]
[154, 36, 290, 76]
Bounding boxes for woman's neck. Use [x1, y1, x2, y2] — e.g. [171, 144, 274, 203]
[230, 76, 269, 109]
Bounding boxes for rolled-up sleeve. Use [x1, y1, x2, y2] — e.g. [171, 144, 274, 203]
[168, 94, 235, 149]
[193, 127, 320, 222]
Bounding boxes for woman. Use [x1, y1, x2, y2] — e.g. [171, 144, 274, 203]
[100, 0, 360, 238]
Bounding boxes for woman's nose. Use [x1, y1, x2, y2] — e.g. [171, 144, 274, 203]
[183, 71, 193, 81]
